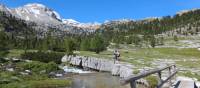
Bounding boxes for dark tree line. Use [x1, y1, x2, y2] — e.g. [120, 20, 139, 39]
[98, 9, 200, 47]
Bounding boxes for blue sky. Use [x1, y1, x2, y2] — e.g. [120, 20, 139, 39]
[0, 0, 200, 23]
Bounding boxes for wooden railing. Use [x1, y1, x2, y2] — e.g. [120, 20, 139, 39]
[120, 65, 178, 88]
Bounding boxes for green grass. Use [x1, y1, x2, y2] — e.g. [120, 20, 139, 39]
[154, 48, 200, 58]
[178, 71, 200, 81]
[145, 75, 158, 88]
[7, 49, 38, 58]
[1, 79, 71, 88]
[77, 47, 200, 80]
[78, 51, 113, 59]
[78, 48, 200, 67]
[5, 48, 200, 82]
[7, 49, 66, 58]
[0, 64, 71, 88]
[78, 48, 200, 65]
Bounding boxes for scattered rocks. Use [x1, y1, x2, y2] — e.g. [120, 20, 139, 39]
[19, 72, 29, 75]
[55, 74, 63, 77]
[6, 68, 14, 72]
[49, 70, 66, 77]
[11, 58, 21, 62]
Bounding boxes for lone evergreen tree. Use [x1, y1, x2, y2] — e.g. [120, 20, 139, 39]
[80, 38, 90, 51]
[65, 38, 76, 55]
[0, 31, 9, 57]
[90, 35, 106, 54]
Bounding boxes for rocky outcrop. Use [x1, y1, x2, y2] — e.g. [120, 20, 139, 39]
[61, 55, 134, 78]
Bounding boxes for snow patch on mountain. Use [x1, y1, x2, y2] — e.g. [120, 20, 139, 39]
[29, 8, 40, 14]
[0, 4, 11, 13]
[176, 8, 199, 16]
[52, 11, 61, 20]
[26, 16, 30, 20]
[24, 3, 46, 8]
[62, 19, 100, 29]
[62, 19, 79, 25]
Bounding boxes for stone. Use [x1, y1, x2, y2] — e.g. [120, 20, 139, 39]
[111, 64, 121, 76]
[61, 55, 135, 78]
[6, 68, 14, 72]
[55, 74, 63, 77]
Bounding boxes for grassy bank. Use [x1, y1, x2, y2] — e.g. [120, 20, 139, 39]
[1, 78, 71, 88]
[0, 50, 72, 88]
[76, 47, 200, 80]
[4, 48, 200, 81]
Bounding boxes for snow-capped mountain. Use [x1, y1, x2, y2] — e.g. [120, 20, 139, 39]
[0, 4, 11, 14]
[0, 3, 100, 35]
[10, 3, 100, 29]
[0, 3, 139, 33]
[10, 3, 61, 24]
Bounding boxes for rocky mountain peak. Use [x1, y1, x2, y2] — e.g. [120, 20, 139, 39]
[176, 8, 200, 16]
[24, 3, 46, 8]
[10, 3, 61, 24]
[0, 4, 11, 13]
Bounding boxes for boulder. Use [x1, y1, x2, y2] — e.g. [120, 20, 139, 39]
[111, 64, 121, 76]
[119, 65, 134, 78]
[61, 55, 134, 78]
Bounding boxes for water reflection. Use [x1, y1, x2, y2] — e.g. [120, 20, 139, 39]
[68, 73, 130, 88]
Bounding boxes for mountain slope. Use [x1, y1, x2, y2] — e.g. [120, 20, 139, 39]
[0, 3, 99, 35]
[11, 3, 61, 24]
[101, 9, 200, 36]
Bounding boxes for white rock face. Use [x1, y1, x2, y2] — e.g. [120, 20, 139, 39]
[61, 55, 134, 78]
[62, 19, 100, 29]
[0, 4, 11, 14]
[0, 3, 99, 33]
[11, 3, 61, 24]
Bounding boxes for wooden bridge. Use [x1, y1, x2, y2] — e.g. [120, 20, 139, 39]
[120, 65, 178, 88]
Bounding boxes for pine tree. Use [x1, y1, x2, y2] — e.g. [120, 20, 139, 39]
[90, 35, 106, 54]
[64, 38, 76, 55]
[80, 38, 90, 51]
[0, 31, 9, 57]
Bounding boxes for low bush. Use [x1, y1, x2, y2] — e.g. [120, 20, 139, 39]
[145, 75, 158, 88]
[1, 79, 71, 88]
[17, 61, 58, 73]
[0, 57, 8, 63]
[21, 51, 64, 64]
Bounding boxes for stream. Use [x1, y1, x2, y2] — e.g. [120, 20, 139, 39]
[62, 66, 130, 88]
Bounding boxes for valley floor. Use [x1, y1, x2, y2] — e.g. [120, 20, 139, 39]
[76, 47, 200, 81]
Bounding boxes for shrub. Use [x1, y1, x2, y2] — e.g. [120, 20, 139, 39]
[90, 35, 107, 54]
[0, 57, 8, 63]
[1, 79, 71, 88]
[17, 61, 58, 73]
[21, 51, 64, 64]
[145, 76, 158, 88]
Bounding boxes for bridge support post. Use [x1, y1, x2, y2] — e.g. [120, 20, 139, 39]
[130, 80, 136, 88]
[157, 71, 162, 85]
[168, 67, 172, 87]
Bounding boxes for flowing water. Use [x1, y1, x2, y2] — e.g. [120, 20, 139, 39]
[62, 66, 130, 88]
[67, 73, 130, 88]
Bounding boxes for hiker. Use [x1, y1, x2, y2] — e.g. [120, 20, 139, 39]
[113, 49, 120, 63]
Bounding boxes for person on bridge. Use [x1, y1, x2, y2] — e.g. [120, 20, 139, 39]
[113, 49, 120, 64]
